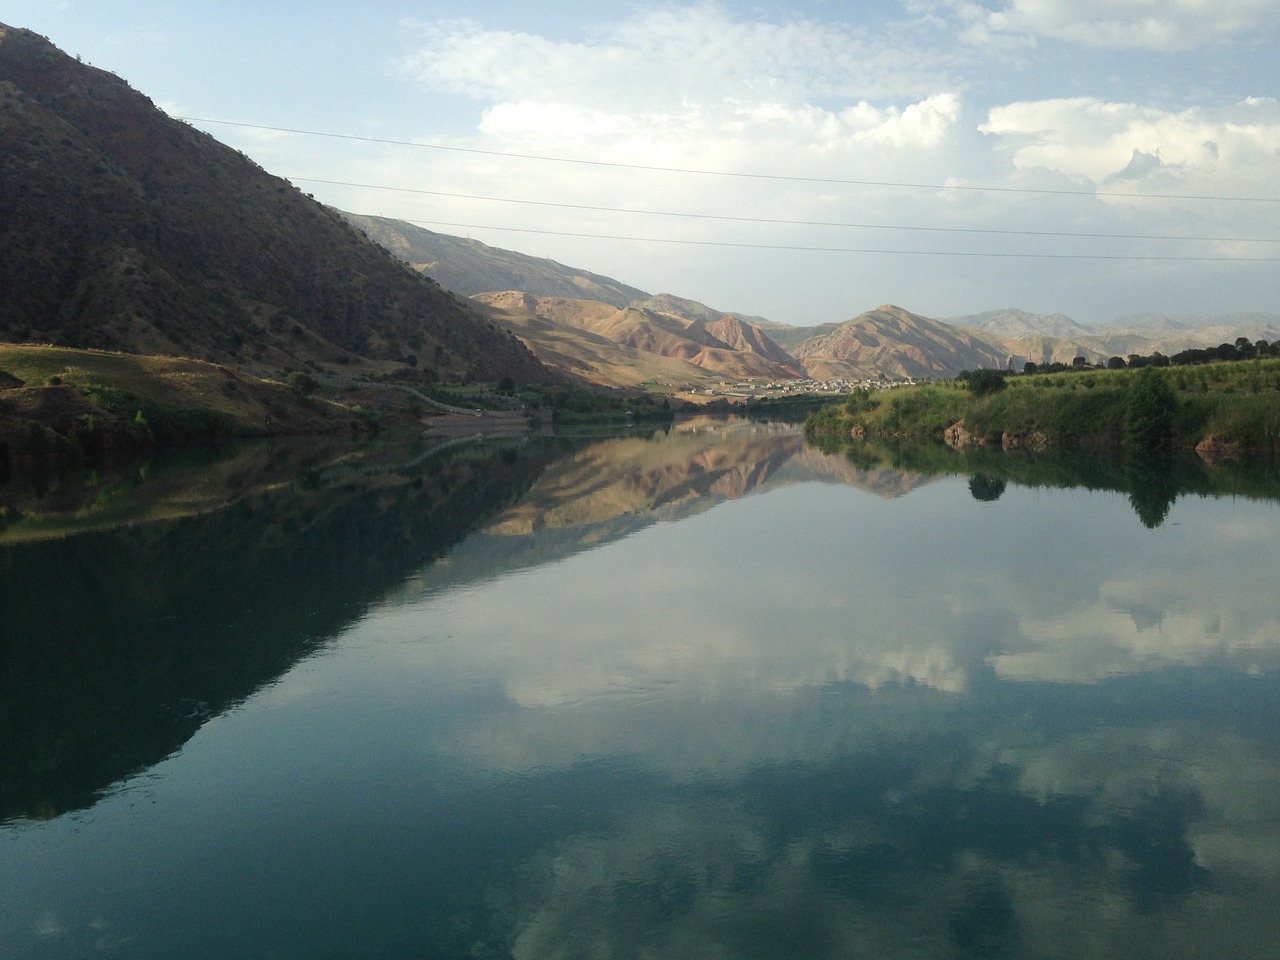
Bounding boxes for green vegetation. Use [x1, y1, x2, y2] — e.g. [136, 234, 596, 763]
[806, 359, 1280, 456]
[0, 344, 376, 463]
[285, 370, 318, 397]
[958, 368, 1008, 396]
[1123, 366, 1176, 453]
[806, 433, 1280, 529]
[517, 384, 681, 422]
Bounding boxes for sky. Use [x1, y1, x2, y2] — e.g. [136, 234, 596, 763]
[7, 1, 1280, 327]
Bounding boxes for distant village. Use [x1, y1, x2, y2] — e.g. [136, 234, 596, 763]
[673, 375, 921, 401]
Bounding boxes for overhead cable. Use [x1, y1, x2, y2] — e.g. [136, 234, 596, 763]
[179, 116, 1280, 204]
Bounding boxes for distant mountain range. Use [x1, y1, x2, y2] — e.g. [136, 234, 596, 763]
[345, 214, 1280, 384]
[946, 308, 1280, 367]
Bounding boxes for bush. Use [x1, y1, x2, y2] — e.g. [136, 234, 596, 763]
[285, 371, 318, 397]
[960, 368, 1007, 396]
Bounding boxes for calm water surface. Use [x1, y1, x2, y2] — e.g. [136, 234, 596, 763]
[3, 421, 1280, 958]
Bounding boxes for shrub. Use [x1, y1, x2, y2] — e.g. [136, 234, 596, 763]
[960, 368, 1007, 396]
[285, 371, 318, 397]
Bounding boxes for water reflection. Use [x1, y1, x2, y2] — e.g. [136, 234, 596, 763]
[814, 433, 1280, 529]
[0, 437, 549, 821]
[4, 421, 1280, 959]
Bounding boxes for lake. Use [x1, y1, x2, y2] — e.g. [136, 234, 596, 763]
[3, 419, 1280, 959]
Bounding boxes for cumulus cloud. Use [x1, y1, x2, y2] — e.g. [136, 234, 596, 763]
[921, 0, 1280, 50]
[980, 96, 1280, 191]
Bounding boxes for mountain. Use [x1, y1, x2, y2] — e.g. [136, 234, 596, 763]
[1108, 312, 1280, 335]
[339, 213, 650, 308]
[760, 322, 843, 353]
[0, 24, 549, 384]
[628, 293, 776, 332]
[339, 214, 806, 384]
[474, 292, 726, 388]
[948, 308, 1280, 366]
[944, 308, 1113, 366]
[793, 305, 1011, 379]
[948, 308, 1093, 340]
[474, 292, 804, 386]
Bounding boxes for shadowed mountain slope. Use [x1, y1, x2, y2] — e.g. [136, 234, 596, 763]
[339, 213, 651, 308]
[0, 25, 549, 384]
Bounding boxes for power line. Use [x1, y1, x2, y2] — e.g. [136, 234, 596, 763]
[397, 218, 1280, 262]
[293, 176, 1280, 245]
[180, 116, 1280, 204]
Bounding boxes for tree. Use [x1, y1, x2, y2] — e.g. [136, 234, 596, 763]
[1124, 366, 1176, 453]
[1126, 453, 1179, 528]
[961, 368, 1007, 396]
[1106, 356, 1126, 370]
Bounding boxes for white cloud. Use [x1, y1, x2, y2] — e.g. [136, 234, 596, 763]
[923, 0, 1280, 50]
[399, 6, 950, 107]
[980, 96, 1280, 191]
[396, 5, 965, 168]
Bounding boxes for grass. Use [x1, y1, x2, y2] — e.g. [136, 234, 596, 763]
[0, 343, 375, 448]
[806, 359, 1280, 455]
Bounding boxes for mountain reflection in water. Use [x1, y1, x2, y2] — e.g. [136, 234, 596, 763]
[3, 419, 1280, 960]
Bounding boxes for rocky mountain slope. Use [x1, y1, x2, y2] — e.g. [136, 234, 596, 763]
[473, 292, 804, 386]
[793, 305, 1011, 380]
[0, 24, 549, 384]
[341, 215, 807, 385]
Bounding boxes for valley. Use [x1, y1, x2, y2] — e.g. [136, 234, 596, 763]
[1, 21, 1278, 456]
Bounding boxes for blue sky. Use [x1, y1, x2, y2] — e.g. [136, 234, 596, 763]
[7, 1, 1279, 326]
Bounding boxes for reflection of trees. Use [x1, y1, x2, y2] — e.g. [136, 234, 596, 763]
[1125, 453, 1180, 528]
[968, 473, 1007, 502]
[0, 442, 547, 822]
[810, 435, 1280, 525]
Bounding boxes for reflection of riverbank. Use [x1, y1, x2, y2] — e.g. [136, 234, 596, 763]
[6, 422, 1280, 959]
[0, 439, 349, 544]
[814, 434, 1280, 528]
[0, 438, 546, 822]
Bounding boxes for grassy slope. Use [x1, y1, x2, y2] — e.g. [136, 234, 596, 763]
[0, 344, 374, 452]
[806, 360, 1280, 454]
